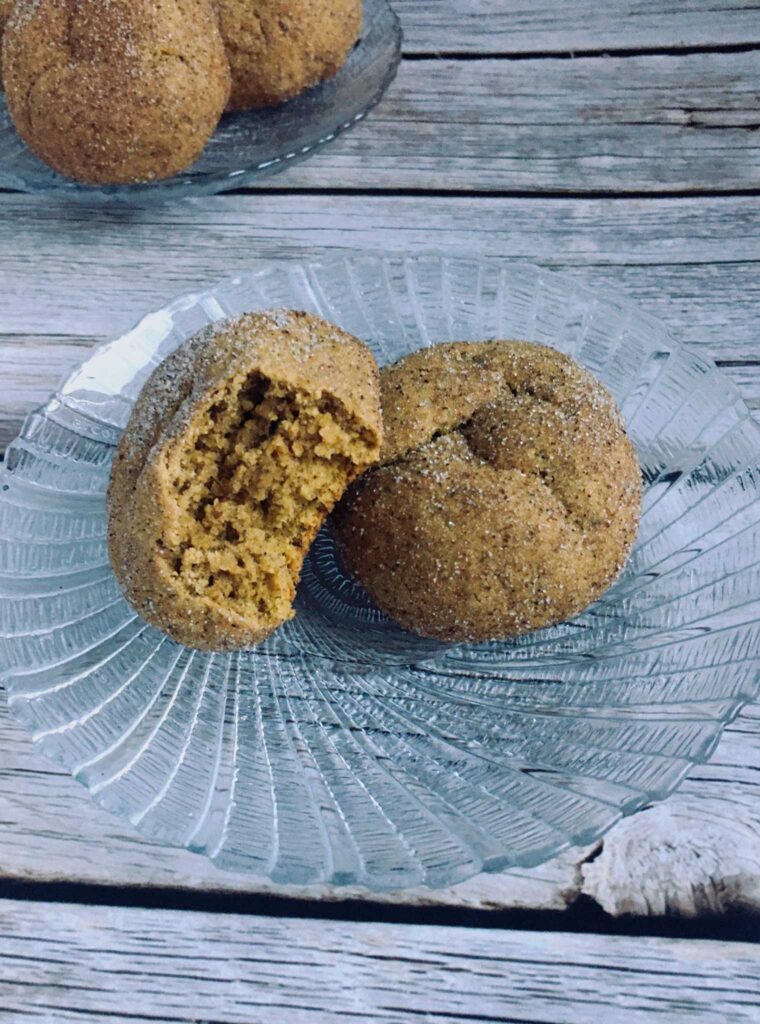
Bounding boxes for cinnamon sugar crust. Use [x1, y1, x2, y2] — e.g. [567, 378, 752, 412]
[333, 341, 642, 643]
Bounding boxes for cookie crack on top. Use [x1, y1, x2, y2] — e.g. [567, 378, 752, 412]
[371, 380, 590, 535]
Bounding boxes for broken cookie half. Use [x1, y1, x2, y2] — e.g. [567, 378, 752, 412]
[108, 310, 382, 651]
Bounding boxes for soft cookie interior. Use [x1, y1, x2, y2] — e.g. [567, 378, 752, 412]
[158, 370, 378, 631]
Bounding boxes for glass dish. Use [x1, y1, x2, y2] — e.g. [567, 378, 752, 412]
[0, 0, 400, 203]
[1, 255, 759, 890]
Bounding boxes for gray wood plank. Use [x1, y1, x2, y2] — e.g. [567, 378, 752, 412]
[1, 193, 757, 449]
[1, 898, 759, 1024]
[3, 194, 758, 335]
[583, 704, 760, 917]
[397, 0, 760, 54]
[722, 362, 760, 410]
[241, 52, 760, 192]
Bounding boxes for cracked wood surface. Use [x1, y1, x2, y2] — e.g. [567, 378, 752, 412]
[237, 51, 760, 193]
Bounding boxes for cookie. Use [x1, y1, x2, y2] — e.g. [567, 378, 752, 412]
[213, 0, 362, 109]
[0, 0, 13, 84]
[2, 0, 230, 184]
[108, 310, 382, 651]
[332, 341, 642, 643]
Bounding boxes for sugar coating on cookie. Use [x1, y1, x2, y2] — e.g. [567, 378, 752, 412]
[332, 341, 642, 643]
[108, 310, 383, 651]
[0, 0, 13, 83]
[213, 0, 362, 110]
[2, 0, 230, 184]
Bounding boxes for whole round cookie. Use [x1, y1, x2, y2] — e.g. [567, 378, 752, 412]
[2, 0, 230, 184]
[213, 0, 362, 110]
[332, 341, 642, 643]
[108, 310, 382, 651]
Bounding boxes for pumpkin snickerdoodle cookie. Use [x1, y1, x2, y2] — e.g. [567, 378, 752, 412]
[213, 0, 362, 110]
[108, 310, 382, 651]
[332, 341, 642, 643]
[2, 0, 230, 184]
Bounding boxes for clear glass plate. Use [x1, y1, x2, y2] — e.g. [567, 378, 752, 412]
[2, 255, 759, 890]
[0, 0, 400, 203]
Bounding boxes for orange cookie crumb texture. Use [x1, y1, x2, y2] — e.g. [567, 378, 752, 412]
[0, 0, 13, 81]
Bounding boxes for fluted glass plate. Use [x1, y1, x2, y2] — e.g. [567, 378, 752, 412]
[2, 255, 759, 891]
[0, 0, 400, 203]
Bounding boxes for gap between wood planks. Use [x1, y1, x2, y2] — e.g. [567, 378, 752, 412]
[394, 0, 760, 57]
[401, 42, 760, 61]
[3, 188, 760, 200]
[231, 188, 760, 200]
[0, 877, 757, 943]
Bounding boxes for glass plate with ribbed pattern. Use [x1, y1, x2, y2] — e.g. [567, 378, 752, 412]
[0, 0, 400, 203]
[2, 255, 759, 890]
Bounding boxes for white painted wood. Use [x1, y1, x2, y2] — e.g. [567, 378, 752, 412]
[583, 706, 760, 918]
[722, 363, 760, 412]
[241, 52, 760, 192]
[1, 898, 759, 1024]
[4, 194, 757, 337]
[397, 0, 760, 54]
[0, 337, 97, 452]
[2, 693, 759, 918]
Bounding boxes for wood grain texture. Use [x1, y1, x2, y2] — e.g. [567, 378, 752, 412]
[1, 692, 758, 918]
[582, 706, 760, 917]
[397, 0, 760, 54]
[723, 363, 760, 410]
[1, 193, 758, 449]
[5, 194, 758, 334]
[244, 52, 760, 192]
[1, 898, 759, 1024]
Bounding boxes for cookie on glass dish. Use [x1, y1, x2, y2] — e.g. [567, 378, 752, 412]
[2, 0, 230, 184]
[108, 310, 383, 651]
[213, 0, 363, 109]
[333, 340, 642, 643]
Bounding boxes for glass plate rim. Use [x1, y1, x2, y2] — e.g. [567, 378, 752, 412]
[46, 254, 754, 420]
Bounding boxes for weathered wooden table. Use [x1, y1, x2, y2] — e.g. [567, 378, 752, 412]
[1, 2, 759, 1020]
